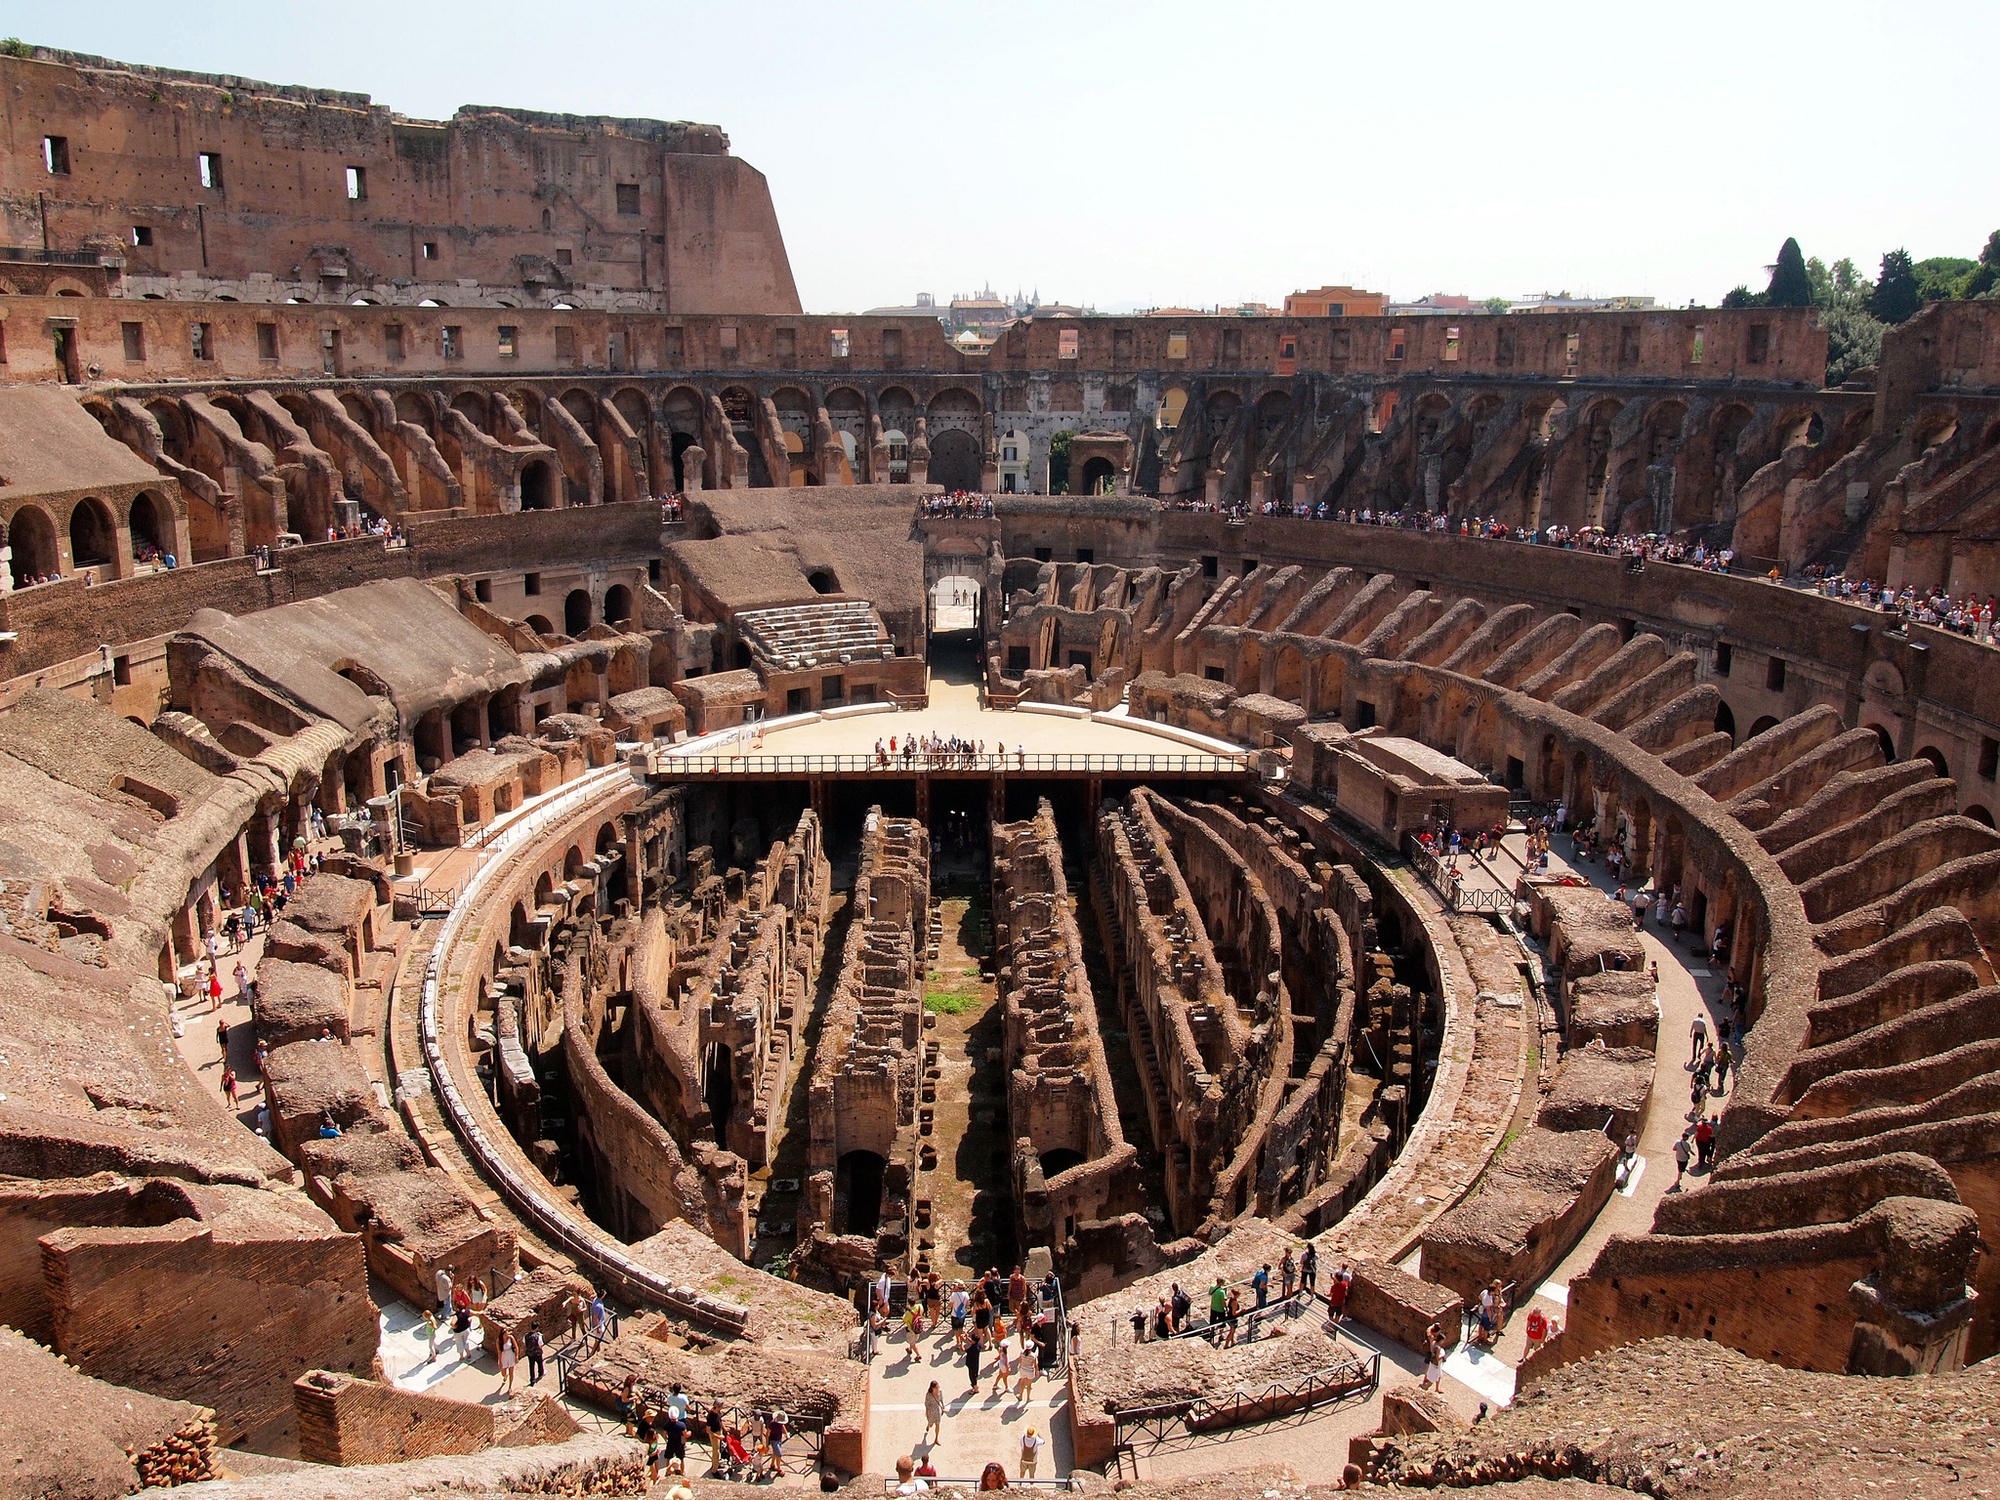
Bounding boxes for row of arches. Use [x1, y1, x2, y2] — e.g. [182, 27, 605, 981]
[5, 490, 176, 588]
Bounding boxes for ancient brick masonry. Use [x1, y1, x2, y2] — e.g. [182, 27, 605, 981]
[804, 808, 929, 1264]
[992, 799, 1138, 1282]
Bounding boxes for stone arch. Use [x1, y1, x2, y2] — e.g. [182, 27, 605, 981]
[129, 490, 171, 559]
[1077, 454, 1116, 495]
[519, 459, 555, 511]
[558, 389, 596, 430]
[67, 497, 117, 574]
[393, 391, 436, 435]
[927, 387, 982, 431]
[564, 589, 593, 636]
[1965, 804, 1995, 828]
[1713, 700, 1736, 744]
[525, 613, 554, 636]
[929, 428, 981, 492]
[603, 584, 633, 626]
[1916, 744, 1950, 777]
[451, 389, 491, 430]
[1865, 722, 1897, 761]
[1750, 715, 1783, 740]
[7, 503, 60, 584]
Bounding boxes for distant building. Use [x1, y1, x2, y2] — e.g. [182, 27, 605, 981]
[1508, 293, 1658, 314]
[1283, 284, 1389, 318]
[862, 286, 1092, 333]
[1385, 293, 1478, 317]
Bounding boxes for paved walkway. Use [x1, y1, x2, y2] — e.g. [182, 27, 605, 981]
[864, 1323, 1073, 1482]
[1415, 823, 1733, 1402]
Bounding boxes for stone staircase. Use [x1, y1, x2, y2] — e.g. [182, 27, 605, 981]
[736, 601, 894, 671]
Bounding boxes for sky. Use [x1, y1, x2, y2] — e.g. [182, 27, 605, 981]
[7, 0, 1994, 314]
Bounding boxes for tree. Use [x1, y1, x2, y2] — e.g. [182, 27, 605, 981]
[1822, 303, 1886, 387]
[1721, 285, 1763, 309]
[1482, 296, 1510, 316]
[1765, 237, 1814, 307]
[1047, 430, 1072, 495]
[1868, 249, 1922, 324]
[1962, 230, 2000, 300]
[1915, 256, 1976, 303]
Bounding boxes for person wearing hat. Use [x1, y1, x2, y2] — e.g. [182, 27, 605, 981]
[1019, 1426, 1043, 1479]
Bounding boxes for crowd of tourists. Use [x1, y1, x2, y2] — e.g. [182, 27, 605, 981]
[661, 494, 687, 523]
[1805, 570, 1995, 642]
[874, 733, 1023, 769]
[921, 491, 994, 518]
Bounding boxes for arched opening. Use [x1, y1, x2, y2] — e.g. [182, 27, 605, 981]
[602, 584, 633, 626]
[1159, 387, 1188, 430]
[931, 573, 982, 636]
[703, 1042, 734, 1137]
[928, 428, 982, 492]
[668, 431, 700, 493]
[1965, 805, 1995, 828]
[835, 1149, 887, 1236]
[1917, 744, 1950, 777]
[806, 569, 837, 595]
[882, 429, 909, 484]
[1749, 715, 1782, 740]
[7, 505, 60, 585]
[1866, 723, 1897, 762]
[519, 460, 554, 511]
[564, 589, 593, 637]
[525, 614, 554, 636]
[67, 498, 116, 572]
[1078, 455, 1117, 495]
[1039, 1148, 1085, 1179]
[1713, 701, 1736, 744]
[130, 491, 169, 560]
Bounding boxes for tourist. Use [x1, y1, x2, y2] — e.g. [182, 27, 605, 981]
[453, 1300, 475, 1362]
[662, 1459, 692, 1500]
[949, 1281, 970, 1350]
[497, 1331, 518, 1394]
[1015, 1334, 1038, 1402]
[663, 1400, 688, 1470]
[1524, 1304, 1550, 1352]
[1420, 1324, 1445, 1391]
[422, 1307, 441, 1362]
[1223, 1286, 1242, 1347]
[706, 1398, 727, 1472]
[914, 1453, 938, 1478]
[1695, 1114, 1718, 1169]
[1672, 1130, 1693, 1187]
[1327, 1263, 1352, 1323]
[989, 1327, 1014, 1396]
[1207, 1276, 1227, 1339]
[1169, 1281, 1191, 1332]
[524, 1326, 545, 1384]
[964, 1327, 982, 1390]
[767, 1407, 787, 1467]
[1341, 1462, 1364, 1489]
[1008, 1264, 1028, 1323]
[434, 1264, 454, 1316]
[221, 1066, 237, 1106]
[1019, 1425, 1043, 1479]
[978, 1462, 1009, 1490]
[1689, 1011, 1708, 1066]
[1300, 1242, 1319, 1296]
[923, 1380, 944, 1446]
[1151, 1298, 1171, 1341]
[1279, 1248, 1297, 1299]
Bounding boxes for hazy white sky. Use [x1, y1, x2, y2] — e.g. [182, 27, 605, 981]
[8, 0, 1993, 313]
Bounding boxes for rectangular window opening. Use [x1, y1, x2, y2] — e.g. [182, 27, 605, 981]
[131, 225, 153, 247]
[1747, 323, 1771, 364]
[440, 325, 461, 360]
[1980, 736, 1998, 781]
[474, 579, 492, 604]
[421, 241, 438, 260]
[1766, 657, 1786, 692]
[43, 135, 70, 175]
[190, 322, 212, 361]
[615, 182, 641, 216]
[498, 325, 518, 358]
[384, 323, 405, 361]
[345, 165, 367, 201]
[121, 322, 146, 363]
[1714, 641, 1732, 676]
[198, 152, 222, 190]
[524, 572, 542, 597]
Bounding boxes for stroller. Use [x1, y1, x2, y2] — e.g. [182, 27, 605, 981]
[717, 1428, 755, 1481]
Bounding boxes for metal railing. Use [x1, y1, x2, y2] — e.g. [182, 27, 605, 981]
[1113, 1279, 1315, 1345]
[655, 751, 1251, 777]
[886, 1481, 1076, 1493]
[1405, 836, 1520, 915]
[1110, 1344, 1380, 1451]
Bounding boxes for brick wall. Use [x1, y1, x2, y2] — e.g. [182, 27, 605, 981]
[294, 1369, 493, 1465]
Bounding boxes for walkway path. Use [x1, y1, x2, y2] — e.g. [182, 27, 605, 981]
[1422, 822, 1734, 1406]
[864, 1322, 1073, 1481]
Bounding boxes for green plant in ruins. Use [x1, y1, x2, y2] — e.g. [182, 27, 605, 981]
[1765, 237, 1814, 307]
[0, 38, 31, 58]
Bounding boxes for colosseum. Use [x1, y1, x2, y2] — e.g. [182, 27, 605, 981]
[0, 40, 1996, 1500]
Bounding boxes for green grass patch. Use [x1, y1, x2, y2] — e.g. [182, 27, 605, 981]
[925, 987, 983, 1016]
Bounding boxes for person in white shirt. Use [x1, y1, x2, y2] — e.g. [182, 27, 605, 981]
[895, 1455, 929, 1495]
